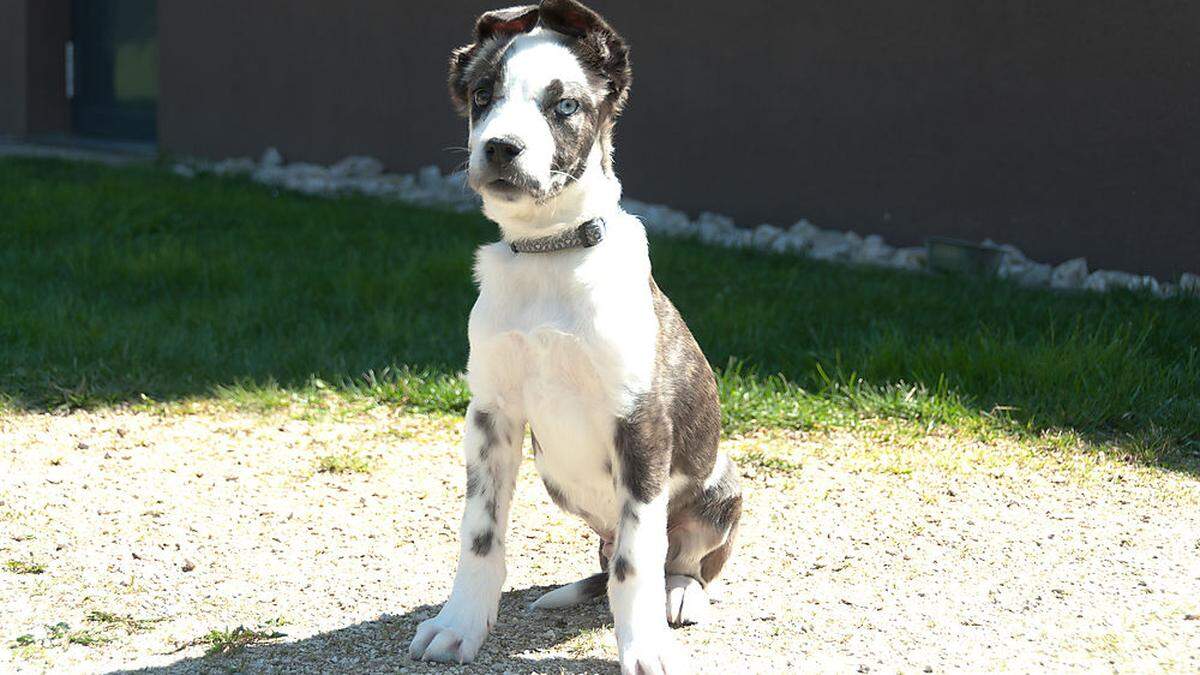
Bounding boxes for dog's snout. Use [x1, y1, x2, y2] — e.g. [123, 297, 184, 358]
[484, 137, 525, 167]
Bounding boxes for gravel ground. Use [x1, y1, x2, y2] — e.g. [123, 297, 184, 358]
[1, 408, 1198, 674]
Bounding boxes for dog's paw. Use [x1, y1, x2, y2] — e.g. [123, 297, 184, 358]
[618, 630, 690, 675]
[665, 575, 709, 626]
[407, 603, 492, 664]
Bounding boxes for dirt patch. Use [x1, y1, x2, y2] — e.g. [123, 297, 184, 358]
[1, 409, 1198, 673]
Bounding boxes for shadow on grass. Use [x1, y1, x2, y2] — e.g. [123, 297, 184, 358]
[1, 157, 1198, 473]
[110, 587, 617, 674]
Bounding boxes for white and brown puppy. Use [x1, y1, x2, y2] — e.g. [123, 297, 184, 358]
[408, 1, 741, 672]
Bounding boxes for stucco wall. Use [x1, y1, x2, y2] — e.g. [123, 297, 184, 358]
[24, 0, 70, 134]
[0, 0, 29, 135]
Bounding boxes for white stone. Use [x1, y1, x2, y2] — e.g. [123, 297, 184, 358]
[260, 147, 284, 168]
[212, 157, 256, 176]
[330, 155, 384, 178]
[285, 162, 328, 178]
[642, 205, 689, 236]
[211, 149, 1187, 302]
[854, 234, 895, 264]
[1180, 273, 1200, 298]
[301, 176, 332, 194]
[808, 230, 855, 261]
[1130, 275, 1162, 295]
[789, 219, 819, 240]
[620, 198, 649, 214]
[697, 212, 735, 244]
[697, 221, 723, 244]
[770, 232, 809, 254]
[251, 166, 286, 185]
[417, 165, 443, 190]
[697, 212, 735, 231]
[1083, 270, 1117, 293]
[446, 171, 468, 191]
[718, 229, 753, 249]
[658, 208, 693, 236]
[1081, 270, 1161, 295]
[998, 255, 1052, 287]
[890, 246, 927, 271]
[1083, 269, 1145, 293]
[1050, 258, 1089, 289]
[751, 223, 783, 249]
[1020, 262, 1053, 287]
[998, 243, 1026, 262]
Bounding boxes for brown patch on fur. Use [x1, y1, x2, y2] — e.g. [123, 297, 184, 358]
[648, 278, 722, 479]
[614, 395, 672, 503]
[612, 555, 633, 582]
[471, 530, 494, 556]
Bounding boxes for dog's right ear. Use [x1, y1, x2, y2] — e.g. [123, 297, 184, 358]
[448, 5, 540, 114]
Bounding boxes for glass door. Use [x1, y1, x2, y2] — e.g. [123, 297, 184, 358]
[70, 0, 158, 141]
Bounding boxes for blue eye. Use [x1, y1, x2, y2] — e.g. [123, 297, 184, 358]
[556, 98, 580, 116]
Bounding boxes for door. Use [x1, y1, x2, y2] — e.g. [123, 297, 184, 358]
[70, 0, 158, 142]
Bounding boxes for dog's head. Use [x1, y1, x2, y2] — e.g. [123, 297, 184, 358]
[448, 0, 631, 214]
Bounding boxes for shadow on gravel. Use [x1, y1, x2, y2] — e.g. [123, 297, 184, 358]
[111, 586, 617, 674]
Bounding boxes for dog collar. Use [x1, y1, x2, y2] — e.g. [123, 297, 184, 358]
[509, 218, 606, 254]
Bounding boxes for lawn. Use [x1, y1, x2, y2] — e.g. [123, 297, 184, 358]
[0, 157, 1197, 462]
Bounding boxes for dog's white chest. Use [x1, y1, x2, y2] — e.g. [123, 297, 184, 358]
[466, 218, 656, 533]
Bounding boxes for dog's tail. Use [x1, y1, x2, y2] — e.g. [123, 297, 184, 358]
[530, 572, 608, 610]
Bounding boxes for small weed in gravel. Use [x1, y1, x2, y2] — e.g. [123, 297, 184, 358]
[66, 630, 113, 647]
[86, 610, 163, 634]
[10, 634, 36, 648]
[5, 560, 46, 574]
[9, 622, 112, 650]
[316, 451, 373, 475]
[736, 449, 804, 474]
[186, 624, 287, 656]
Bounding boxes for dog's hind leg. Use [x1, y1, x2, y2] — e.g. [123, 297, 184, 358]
[664, 453, 742, 626]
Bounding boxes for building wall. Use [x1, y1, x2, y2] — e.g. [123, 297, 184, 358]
[0, 0, 29, 135]
[0, 0, 70, 137]
[24, 0, 70, 134]
[79, 2, 1200, 277]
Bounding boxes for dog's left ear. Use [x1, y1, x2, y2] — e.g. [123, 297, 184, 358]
[539, 0, 632, 113]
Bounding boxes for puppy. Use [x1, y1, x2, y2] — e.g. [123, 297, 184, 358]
[408, 2, 742, 672]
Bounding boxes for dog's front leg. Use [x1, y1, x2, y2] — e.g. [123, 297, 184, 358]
[409, 403, 523, 664]
[610, 410, 689, 675]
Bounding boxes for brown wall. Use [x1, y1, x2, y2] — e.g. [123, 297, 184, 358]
[0, 0, 70, 137]
[0, 0, 29, 135]
[24, 0, 70, 134]
[75, 2, 1200, 278]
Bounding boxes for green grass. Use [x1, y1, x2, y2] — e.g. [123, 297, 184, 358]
[85, 610, 163, 634]
[316, 451, 374, 475]
[190, 624, 287, 656]
[4, 560, 46, 575]
[0, 157, 1197, 463]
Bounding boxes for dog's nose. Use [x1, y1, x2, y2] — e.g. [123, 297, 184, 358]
[484, 137, 524, 167]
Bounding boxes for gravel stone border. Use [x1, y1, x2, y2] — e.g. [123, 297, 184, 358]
[174, 149, 1199, 299]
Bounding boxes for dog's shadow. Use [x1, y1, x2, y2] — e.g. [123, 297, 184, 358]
[110, 585, 618, 674]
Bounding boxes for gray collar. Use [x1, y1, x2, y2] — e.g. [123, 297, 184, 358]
[509, 218, 606, 254]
